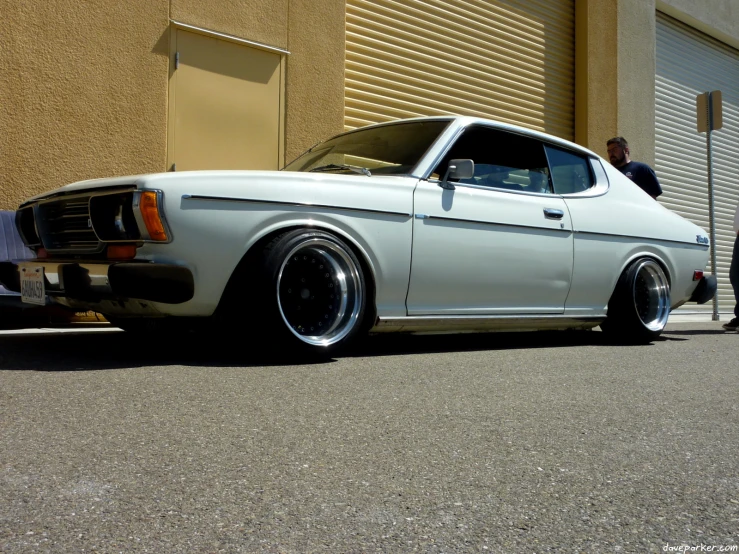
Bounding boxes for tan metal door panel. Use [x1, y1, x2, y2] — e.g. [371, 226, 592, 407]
[171, 29, 282, 170]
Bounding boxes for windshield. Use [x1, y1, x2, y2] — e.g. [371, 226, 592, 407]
[282, 120, 451, 175]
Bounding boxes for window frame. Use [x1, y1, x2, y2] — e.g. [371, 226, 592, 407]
[427, 124, 554, 196]
[422, 121, 611, 198]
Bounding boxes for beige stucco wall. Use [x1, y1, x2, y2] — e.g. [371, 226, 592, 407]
[0, 0, 346, 210]
[575, 0, 658, 164]
[3, 0, 737, 211]
[615, 0, 658, 167]
[171, 0, 289, 49]
[285, 0, 346, 163]
[0, 0, 170, 210]
[575, 0, 618, 152]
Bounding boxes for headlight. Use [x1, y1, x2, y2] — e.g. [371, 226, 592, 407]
[90, 192, 141, 241]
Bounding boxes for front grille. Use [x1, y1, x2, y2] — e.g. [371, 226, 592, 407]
[30, 185, 136, 254]
[37, 196, 101, 253]
[24, 185, 139, 256]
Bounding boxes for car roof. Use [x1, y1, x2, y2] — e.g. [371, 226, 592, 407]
[344, 115, 599, 159]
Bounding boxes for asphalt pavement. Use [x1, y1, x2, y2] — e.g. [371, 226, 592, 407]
[1, 322, 737, 553]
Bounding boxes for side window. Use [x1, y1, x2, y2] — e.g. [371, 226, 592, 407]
[545, 146, 594, 194]
[432, 126, 552, 193]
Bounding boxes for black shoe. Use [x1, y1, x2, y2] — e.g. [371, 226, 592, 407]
[722, 318, 739, 331]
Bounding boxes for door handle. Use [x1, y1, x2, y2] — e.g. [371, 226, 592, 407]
[543, 208, 564, 220]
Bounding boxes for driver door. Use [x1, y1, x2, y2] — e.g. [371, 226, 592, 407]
[406, 125, 574, 315]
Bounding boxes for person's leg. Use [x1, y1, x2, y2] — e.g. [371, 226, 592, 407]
[729, 234, 739, 320]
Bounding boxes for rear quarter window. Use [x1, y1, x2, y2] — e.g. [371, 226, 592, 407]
[545, 146, 594, 195]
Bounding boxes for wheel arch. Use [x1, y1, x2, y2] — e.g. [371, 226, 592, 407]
[610, 250, 673, 299]
[600, 251, 673, 342]
[217, 222, 378, 325]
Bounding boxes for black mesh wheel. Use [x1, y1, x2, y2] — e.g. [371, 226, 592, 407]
[263, 229, 367, 351]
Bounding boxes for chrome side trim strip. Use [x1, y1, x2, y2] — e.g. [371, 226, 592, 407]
[572, 229, 710, 249]
[372, 314, 604, 333]
[421, 214, 571, 233]
[182, 194, 412, 218]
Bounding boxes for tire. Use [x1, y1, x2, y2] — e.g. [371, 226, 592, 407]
[234, 229, 368, 355]
[600, 258, 671, 343]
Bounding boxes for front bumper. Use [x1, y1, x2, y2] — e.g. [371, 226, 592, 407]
[0, 260, 194, 305]
[689, 275, 717, 305]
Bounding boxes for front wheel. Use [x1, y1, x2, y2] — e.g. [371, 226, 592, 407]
[600, 258, 671, 343]
[241, 229, 369, 355]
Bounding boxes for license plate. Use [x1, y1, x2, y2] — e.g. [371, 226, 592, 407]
[20, 266, 46, 305]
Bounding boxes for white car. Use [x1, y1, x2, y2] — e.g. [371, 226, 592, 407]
[0, 116, 716, 352]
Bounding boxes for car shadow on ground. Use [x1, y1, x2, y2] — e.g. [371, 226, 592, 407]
[0, 325, 683, 371]
[661, 329, 735, 336]
[0, 329, 321, 371]
[349, 328, 661, 357]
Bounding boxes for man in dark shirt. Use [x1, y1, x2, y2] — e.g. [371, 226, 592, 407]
[606, 137, 662, 199]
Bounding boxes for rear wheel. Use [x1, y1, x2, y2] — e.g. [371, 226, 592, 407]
[600, 258, 671, 343]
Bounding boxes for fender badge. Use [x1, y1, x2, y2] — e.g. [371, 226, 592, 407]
[696, 235, 709, 245]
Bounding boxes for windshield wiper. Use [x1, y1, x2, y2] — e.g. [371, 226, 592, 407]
[309, 163, 372, 177]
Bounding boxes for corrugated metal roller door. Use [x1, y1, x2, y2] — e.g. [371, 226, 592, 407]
[656, 13, 739, 315]
[345, 0, 575, 140]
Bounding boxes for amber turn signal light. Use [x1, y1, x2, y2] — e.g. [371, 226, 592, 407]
[139, 191, 168, 241]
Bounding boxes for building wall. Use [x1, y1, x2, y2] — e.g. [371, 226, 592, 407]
[658, 0, 739, 48]
[0, 0, 169, 209]
[1, 0, 737, 209]
[0, 0, 346, 210]
[575, 0, 658, 164]
[615, 0, 659, 167]
[285, 0, 346, 163]
[575, 0, 618, 153]
[171, 0, 289, 48]
[579, 0, 739, 163]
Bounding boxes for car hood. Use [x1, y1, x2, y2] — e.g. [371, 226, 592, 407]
[21, 170, 368, 202]
[20, 170, 411, 214]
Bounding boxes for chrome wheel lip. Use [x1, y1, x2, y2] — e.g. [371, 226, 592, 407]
[631, 260, 670, 332]
[276, 237, 363, 347]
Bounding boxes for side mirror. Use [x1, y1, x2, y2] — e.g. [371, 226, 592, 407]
[440, 159, 474, 190]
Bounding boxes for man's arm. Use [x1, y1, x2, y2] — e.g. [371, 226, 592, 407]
[639, 163, 662, 199]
